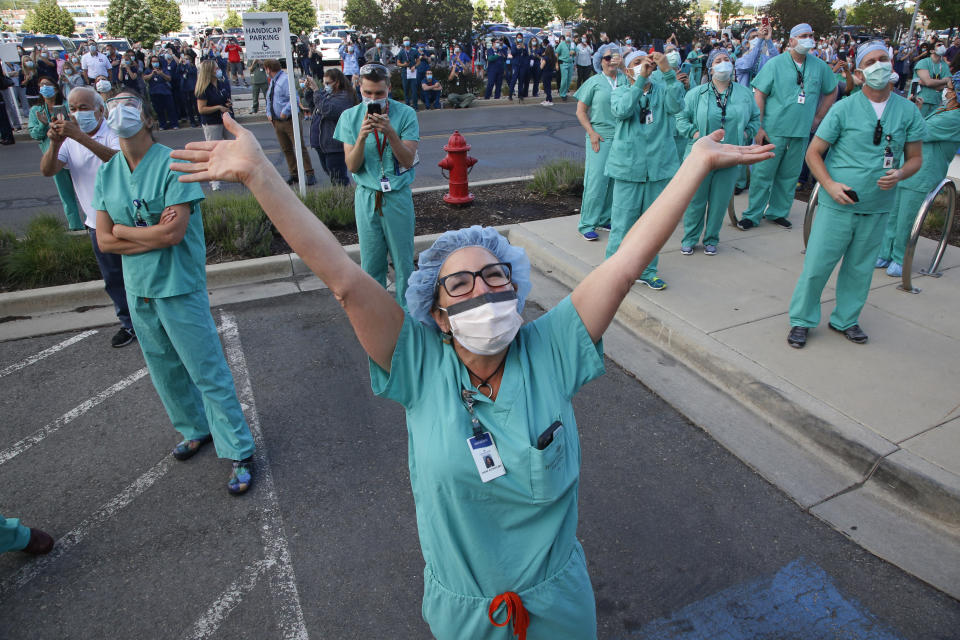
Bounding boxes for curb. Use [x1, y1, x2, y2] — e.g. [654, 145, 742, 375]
[506, 224, 960, 531]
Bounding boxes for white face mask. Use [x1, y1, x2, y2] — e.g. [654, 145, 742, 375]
[750, 37, 760, 49]
[795, 38, 815, 55]
[666, 50, 681, 68]
[106, 104, 144, 138]
[712, 60, 733, 81]
[441, 291, 522, 356]
[935, 45, 946, 56]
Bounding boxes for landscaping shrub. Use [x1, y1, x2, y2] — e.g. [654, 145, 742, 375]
[202, 192, 275, 261]
[527, 158, 585, 197]
[302, 183, 356, 229]
[0, 215, 98, 290]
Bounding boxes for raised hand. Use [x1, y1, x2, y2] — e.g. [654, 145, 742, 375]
[691, 129, 775, 172]
[169, 114, 269, 185]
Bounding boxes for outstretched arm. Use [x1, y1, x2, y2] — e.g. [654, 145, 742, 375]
[169, 114, 404, 372]
[570, 131, 775, 342]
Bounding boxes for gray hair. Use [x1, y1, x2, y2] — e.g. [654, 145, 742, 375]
[68, 85, 105, 112]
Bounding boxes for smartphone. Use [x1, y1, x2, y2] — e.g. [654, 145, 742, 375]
[366, 102, 381, 116]
[837, 50, 846, 61]
[761, 16, 769, 27]
[50, 105, 69, 120]
[843, 189, 859, 202]
[536, 421, 563, 450]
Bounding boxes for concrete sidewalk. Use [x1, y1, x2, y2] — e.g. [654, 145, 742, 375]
[1, 192, 958, 600]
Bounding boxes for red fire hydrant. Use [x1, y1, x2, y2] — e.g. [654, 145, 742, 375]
[438, 131, 478, 205]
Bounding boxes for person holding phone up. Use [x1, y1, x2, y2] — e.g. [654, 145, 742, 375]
[334, 63, 419, 306]
[786, 42, 926, 349]
[29, 77, 83, 230]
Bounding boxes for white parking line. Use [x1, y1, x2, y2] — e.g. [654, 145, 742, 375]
[181, 559, 269, 640]
[221, 312, 310, 640]
[0, 330, 98, 379]
[0, 367, 148, 466]
[0, 453, 175, 598]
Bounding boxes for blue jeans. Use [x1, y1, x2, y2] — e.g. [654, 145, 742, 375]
[423, 90, 441, 109]
[88, 228, 132, 330]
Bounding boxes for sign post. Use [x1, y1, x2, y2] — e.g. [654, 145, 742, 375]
[242, 12, 307, 197]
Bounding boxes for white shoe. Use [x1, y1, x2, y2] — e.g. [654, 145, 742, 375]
[541, 101, 553, 105]
[211, 182, 221, 191]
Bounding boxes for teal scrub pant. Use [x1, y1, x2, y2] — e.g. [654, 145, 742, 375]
[53, 168, 83, 230]
[355, 184, 415, 307]
[422, 543, 596, 640]
[878, 186, 926, 265]
[674, 135, 686, 165]
[736, 164, 749, 191]
[741, 134, 807, 224]
[606, 178, 669, 279]
[578, 134, 614, 234]
[789, 206, 887, 330]
[682, 165, 738, 248]
[559, 63, 573, 98]
[0, 515, 31, 553]
[129, 289, 255, 461]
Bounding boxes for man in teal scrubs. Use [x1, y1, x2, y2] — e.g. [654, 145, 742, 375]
[651, 44, 691, 161]
[94, 90, 256, 494]
[787, 42, 926, 348]
[739, 23, 837, 230]
[912, 44, 950, 117]
[335, 63, 420, 306]
[877, 72, 960, 277]
[575, 44, 626, 241]
[1, 515, 53, 555]
[606, 51, 684, 289]
[555, 30, 575, 102]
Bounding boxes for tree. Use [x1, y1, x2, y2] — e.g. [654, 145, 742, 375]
[344, 0, 383, 33]
[149, 0, 181, 34]
[223, 10, 243, 29]
[920, 0, 960, 31]
[261, 0, 316, 34]
[106, 0, 161, 45]
[760, 0, 834, 38]
[376, 0, 472, 45]
[719, 0, 743, 26]
[552, 0, 581, 24]
[505, 0, 553, 27]
[582, 0, 700, 41]
[490, 5, 504, 21]
[473, 0, 489, 33]
[22, 0, 74, 36]
[848, 0, 907, 35]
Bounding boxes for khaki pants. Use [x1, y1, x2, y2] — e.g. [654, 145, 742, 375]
[272, 117, 314, 179]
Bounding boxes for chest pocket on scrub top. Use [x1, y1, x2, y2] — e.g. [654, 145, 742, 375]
[528, 417, 575, 502]
[135, 195, 165, 226]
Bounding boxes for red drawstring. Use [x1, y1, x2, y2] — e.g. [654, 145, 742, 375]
[488, 591, 529, 640]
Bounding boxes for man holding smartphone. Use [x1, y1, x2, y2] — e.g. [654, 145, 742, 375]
[334, 64, 420, 305]
[786, 42, 925, 348]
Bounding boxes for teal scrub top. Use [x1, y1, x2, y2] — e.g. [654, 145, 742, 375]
[676, 81, 760, 154]
[605, 71, 684, 182]
[913, 57, 948, 109]
[752, 52, 837, 137]
[92, 143, 206, 298]
[575, 71, 629, 138]
[900, 107, 960, 193]
[333, 98, 419, 192]
[814, 91, 927, 214]
[369, 296, 605, 597]
[556, 41, 573, 64]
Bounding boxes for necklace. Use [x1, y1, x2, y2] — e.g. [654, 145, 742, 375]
[462, 355, 507, 398]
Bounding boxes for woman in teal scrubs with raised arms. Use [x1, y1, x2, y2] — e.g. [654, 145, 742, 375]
[94, 89, 256, 495]
[168, 113, 773, 638]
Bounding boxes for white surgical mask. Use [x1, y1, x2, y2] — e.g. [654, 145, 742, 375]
[96, 79, 112, 92]
[935, 45, 946, 56]
[750, 37, 760, 49]
[666, 50, 681, 68]
[795, 38, 815, 55]
[106, 104, 144, 138]
[861, 60, 893, 89]
[712, 60, 733, 81]
[441, 291, 522, 356]
[74, 109, 99, 133]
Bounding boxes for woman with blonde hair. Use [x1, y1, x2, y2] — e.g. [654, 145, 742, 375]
[194, 59, 232, 191]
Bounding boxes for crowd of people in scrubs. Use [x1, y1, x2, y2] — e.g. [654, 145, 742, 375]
[5, 18, 960, 640]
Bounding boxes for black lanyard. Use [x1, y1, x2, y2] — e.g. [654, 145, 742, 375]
[711, 83, 732, 127]
[795, 57, 806, 93]
[460, 389, 487, 439]
[638, 89, 651, 121]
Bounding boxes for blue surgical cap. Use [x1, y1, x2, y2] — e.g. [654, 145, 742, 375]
[624, 50, 646, 68]
[593, 43, 622, 73]
[405, 226, 532, 330]
[855, 40, 887, 68]
[706, 47, 730, 71]
[790, 23, 813, 39]
[953, 70, 960, 93]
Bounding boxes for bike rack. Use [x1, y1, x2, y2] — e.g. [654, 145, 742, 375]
[802, 182, 820, 250]
[899, 178, 957, 294]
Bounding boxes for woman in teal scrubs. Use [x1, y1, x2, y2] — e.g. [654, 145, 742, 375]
[676, 48, 761, 255]
[93, 89, 256, 495]
[29, 77, 83, 230]
[169, 113, 773, 638]
[877, 72, 960, 277]
[574, 44, 626, 241]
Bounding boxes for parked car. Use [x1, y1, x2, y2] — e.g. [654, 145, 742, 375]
[319, 36, 342, 62]
[20, 34, 78, 55]
[99, 38, 131, 52]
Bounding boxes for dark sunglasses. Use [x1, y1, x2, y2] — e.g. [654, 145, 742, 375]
[602, 55, 614, 61]
[873, 119, 883, 145]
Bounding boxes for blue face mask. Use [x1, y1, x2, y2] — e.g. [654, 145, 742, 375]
[152, 61, 159, 68]
[215, 69, 223, 79]
[74, 109, 99, 133]
[39, 85, 56, 98]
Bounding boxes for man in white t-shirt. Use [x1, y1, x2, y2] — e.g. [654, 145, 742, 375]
[39, 86, 135, 348]
[81, 43, 111, 84]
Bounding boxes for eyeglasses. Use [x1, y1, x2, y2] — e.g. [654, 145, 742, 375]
[436, 262, 513, 297]
[602, 55, 614, 61]
[358, 63, 388, 80]
[106, 96, 142, 111]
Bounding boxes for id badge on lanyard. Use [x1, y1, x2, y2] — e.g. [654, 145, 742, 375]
[883, 143, 894, 169]
[797, 92, 806, 104]
[461, 389, 506, 482]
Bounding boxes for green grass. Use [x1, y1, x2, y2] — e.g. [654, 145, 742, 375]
[527, 158, 585, 197]
[0, 215, 99, 290]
